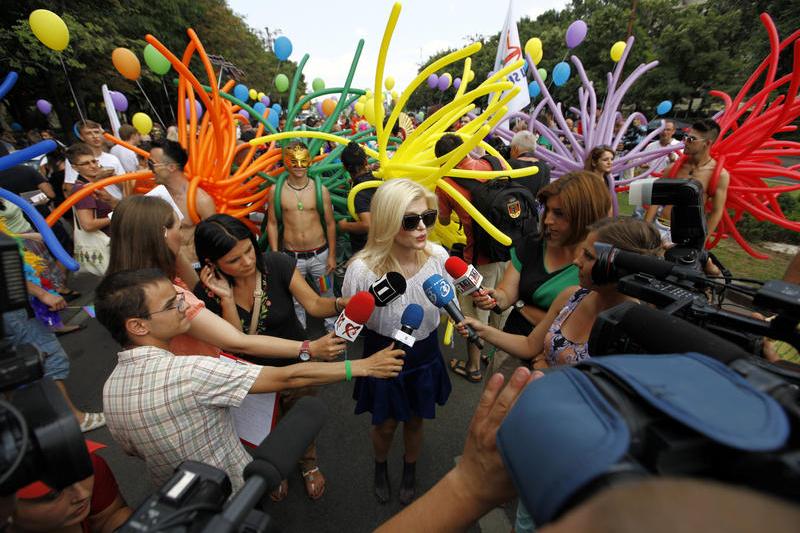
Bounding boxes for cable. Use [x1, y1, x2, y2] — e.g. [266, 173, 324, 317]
[0, 399, 28, 487]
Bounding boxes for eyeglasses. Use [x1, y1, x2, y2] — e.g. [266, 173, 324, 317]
[74, 159, 99, 167]
[149, 293, 187, 316]
[402, 209, 437, 231]
[684, 134, 705, 143]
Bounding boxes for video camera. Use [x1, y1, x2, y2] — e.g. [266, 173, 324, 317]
[120, 395, 326, 533]
[0, 233, 92, 496]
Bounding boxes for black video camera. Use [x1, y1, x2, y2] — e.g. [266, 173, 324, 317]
[120, 395, 326, 533]
[0, 233, 92, 496]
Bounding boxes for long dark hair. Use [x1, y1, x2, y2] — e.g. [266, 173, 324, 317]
[194, 214, 265, 286]
[108, 196, 177, 280]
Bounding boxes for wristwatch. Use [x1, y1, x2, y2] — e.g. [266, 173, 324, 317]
[298, 340, 311, 362]
[514, 300, 525, 310]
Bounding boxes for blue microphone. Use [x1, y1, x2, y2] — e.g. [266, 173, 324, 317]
[392, 303, 424, 349]
[422, 274, 483, 349]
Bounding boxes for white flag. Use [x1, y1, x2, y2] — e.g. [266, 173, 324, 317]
[493, 0, 530, 127]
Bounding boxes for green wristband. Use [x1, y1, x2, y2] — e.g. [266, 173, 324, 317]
[345, 360, 352, 382]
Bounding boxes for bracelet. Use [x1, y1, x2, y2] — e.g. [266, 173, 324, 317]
[334, 297, 342, 313]
[345, 360, 352, 381]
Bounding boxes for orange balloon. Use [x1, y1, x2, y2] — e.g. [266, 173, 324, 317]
[321, 99, 337, 117]
[112, 47, 141, 81]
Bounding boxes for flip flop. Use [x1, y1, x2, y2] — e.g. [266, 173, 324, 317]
[80, 412, 106, 433]
[302, 466, 326, 500]
[449, 358, 482, 383]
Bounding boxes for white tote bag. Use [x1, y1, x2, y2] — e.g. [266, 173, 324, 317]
[73, 208, 110, 276]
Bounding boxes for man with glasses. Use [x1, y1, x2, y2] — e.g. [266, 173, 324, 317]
[148, 140, 216, 266]
[63, 121, 124, 198]
[645, 119, 730, 241]
[66, 143, 119, 235]
[266, 140, 338, 332]
[97, 269, 404, 490]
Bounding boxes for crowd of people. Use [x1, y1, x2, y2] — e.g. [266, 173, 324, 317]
[1, 108, 797, 533]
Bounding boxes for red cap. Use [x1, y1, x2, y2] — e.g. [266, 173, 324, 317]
[16, 440, 105, 499]
[444, 256, 469, 278]
[345, 291, 376, 324]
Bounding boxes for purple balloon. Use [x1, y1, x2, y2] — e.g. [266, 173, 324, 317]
[427, 74, 439, 89]
[110, 91, 128, 112]
[565, 20, 588, 49]
[36, 99, 52, 115]
[238, 109, 250, 120]
[184, 99, 203, 119]
[437, 76, 450, 91]
[453, 77, 461, 90]
[261, 95, 270, 106]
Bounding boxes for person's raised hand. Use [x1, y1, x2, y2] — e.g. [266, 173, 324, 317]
[309, 332, 347, 361]
[451, 368, 543, 510]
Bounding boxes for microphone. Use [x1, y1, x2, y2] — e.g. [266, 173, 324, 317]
[422, 274, 483, 349]
[334, 291, 375, 342]
[368, 271, 407, 307]
[591, 243, 707, 286]
[444, 256, 503, 314]
[203, 397, 326, 533]
[392, 303, 424, 349]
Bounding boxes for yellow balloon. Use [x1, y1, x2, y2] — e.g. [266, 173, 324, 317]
[610, 41, 626, 62]
[354, 102, 365, 116]
[358, 95, 367, 104]
[364, 98, 376, 124]
[524, 37, 543, 65]
[365, 89, 373, 98]
[248, 89, 257, 100]
[466, 69, 475, 82]
[258, 91, 266, 101]
[391, 90, 399, 101]
[29, 9, 69, 52]
[384, 76, 395, 91]
[132, 112, 153, 135]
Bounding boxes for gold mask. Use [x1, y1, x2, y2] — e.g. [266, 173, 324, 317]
[283, 146, 311, 168]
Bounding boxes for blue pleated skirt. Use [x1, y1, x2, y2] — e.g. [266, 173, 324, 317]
[353, 329, 452, 426]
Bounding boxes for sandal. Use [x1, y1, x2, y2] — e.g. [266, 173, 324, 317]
[302, 466, 326, 500]
[270, 479, 288, 502]
[80, 412, 106, 433]
[449, 358, 482, 383]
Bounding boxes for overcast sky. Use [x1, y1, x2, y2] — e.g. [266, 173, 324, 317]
[227, 0, 569, 94]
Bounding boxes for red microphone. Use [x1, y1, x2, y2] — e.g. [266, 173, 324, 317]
[444, 256, 502, 314]
[334, 291, 375, 342]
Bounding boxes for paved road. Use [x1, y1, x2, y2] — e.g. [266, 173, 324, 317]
[58, 273, 511, 532]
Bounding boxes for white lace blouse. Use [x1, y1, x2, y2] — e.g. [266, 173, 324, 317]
[342, 244, 456, 340]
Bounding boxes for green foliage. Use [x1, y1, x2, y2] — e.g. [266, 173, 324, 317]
[734, 193, 800, 245]
[0, 0, 304, 137]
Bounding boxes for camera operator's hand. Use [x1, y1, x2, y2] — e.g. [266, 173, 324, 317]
[456, 316, 488, 338]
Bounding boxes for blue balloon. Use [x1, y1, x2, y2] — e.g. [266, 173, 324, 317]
[266, 108, 279, 128]
[0, 186, 79, 272]
[0, 140, 56, 172]
[0, 71, 19, 100]
[233, 84, 249, 102]
[273, 36, 293, 61]
[656, 100, 673, 116]
[552, 62, 571, 87]
[253, 102, 267, 116]
[528, 81, 540, 98]
[271, 103, 282, 114]
[10, 122, 22, 132]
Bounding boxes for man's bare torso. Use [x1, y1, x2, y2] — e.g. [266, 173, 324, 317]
[280, 181, 326, 251]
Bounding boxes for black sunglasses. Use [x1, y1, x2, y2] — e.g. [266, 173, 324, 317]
[402, 209, 437, 231]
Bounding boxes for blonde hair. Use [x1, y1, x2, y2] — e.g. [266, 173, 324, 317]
[355, 179, 437, 276]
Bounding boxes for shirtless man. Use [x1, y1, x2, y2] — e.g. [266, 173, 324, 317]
[645, 119, 730, 241]
[267, 141, 337, 331]
[148, 140, 216, 266]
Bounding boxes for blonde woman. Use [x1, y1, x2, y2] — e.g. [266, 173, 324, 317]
[342, 179, 455, 506]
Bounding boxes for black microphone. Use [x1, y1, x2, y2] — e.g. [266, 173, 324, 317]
[588, 301, 751, 364]
[202, 397, 327, 533]
[368, 271, 407, 307]
[423, 274, 484, 349]
[592, 243, 707, 286]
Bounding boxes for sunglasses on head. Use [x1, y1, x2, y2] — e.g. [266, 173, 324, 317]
[402, 209, 437, 231]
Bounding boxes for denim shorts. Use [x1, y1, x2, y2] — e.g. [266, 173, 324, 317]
[2, 309, 70, 381]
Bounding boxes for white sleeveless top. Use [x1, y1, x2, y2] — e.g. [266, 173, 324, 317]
[342, 244, 455, 340]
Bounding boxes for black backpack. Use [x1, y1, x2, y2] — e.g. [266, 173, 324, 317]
[454, 156, 540, 263]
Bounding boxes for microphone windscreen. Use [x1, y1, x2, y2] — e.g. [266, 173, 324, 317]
[244, 396, 327, 481]
[400, 303, 424, 330]
[610, 303, 750, 364]
[610, 248, 674, 279]
[384, 271, 407, 294]
[422, 274, 456, 307]
[345, 291, 376, 324]
[444, 256, 469, 278]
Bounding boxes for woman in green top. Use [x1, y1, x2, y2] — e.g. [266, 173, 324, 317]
[471, 171, 611, 379]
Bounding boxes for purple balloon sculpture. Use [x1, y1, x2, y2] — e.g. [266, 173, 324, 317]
[427, 74, 439, 89]
[110, 91, 128, 112]
[36, 99, 52, 115]
[565, 20, 588, 49]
